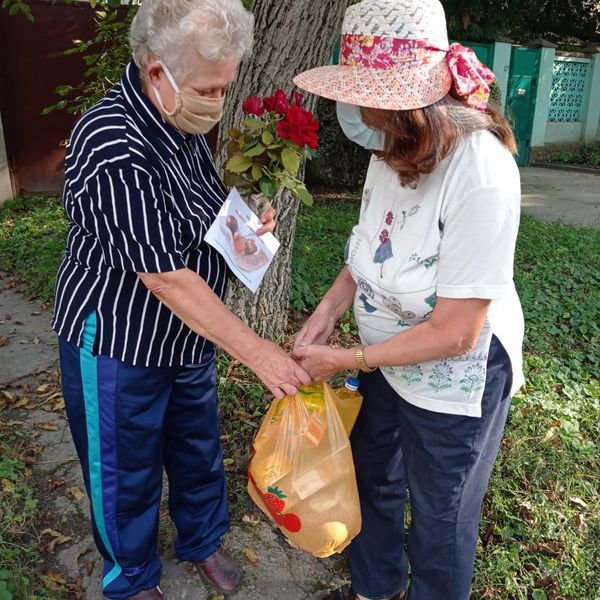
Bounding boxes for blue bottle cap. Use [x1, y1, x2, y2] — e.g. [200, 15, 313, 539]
[345, 377, 360, 392]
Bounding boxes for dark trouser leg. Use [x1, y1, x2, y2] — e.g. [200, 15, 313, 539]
[163, 354, 229, 561]
[401, 336, 513, 600]
[59, 315, 175, 598]
[348, 369, 409, 600]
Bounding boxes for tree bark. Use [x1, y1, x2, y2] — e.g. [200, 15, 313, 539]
[220, 0, 353, 340]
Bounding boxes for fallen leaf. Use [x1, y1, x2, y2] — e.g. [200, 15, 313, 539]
[31, 311, 41, 316]
[41, 529, 72, 553]
[14, 320, 24, 325]
[68, 486, 86, 502]
[13, 397, 30, 409]
[0, 336, 8, 347]
[41, 571, 67, 587]
[53, 398, 65, 410]
[4, 420, 24, 427]
[223, 458, 235, 466]
[569, 496, 588, 509]
[33, 336, 41, 345]
[37, 384, 50, 394]
[1, 478, 15, 491]
[242, 547, 259, 564]
[36, 423, 59, 431]
[49, 479, 66, 490]
[574, 514, 588, 538]
[18, 339, 29, 344]
[542, 427, 558, 443]
[242, 514, 260, 525]
[4, 313, 12, 321]
[1, 390, 14, 400]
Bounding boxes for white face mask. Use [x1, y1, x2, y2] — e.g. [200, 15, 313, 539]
[336, 101, 385, 151]
[152, 60, 225, 135]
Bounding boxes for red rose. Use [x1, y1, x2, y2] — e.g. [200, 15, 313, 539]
[276, 105, 320, 149]
[289, 90, 304, 106]
[242, 95, 265, 117]
[264, 88, 290, 115]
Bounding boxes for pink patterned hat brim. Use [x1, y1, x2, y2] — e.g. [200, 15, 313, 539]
[293, 58, 453, 110]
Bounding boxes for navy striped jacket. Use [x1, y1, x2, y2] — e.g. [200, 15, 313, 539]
[52, 61, 229, 366]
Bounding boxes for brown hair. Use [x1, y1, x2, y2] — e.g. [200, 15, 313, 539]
[360, 92, 517, 189]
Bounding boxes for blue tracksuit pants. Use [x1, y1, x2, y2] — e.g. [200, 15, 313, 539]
[349, 335, 513, 600]
[58, 313, 228, 598]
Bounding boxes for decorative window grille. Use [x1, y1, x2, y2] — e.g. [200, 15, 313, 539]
[548, 60, 590, 122]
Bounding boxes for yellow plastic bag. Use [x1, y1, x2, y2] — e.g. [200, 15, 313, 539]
[248, 382, 362, 558]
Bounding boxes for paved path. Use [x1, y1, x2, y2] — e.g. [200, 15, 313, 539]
[520, 167, 600, 228]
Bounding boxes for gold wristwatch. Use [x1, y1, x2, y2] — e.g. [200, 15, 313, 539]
[355, 346, 376, 373]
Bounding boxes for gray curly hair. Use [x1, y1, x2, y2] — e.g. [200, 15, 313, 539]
[130, 0, 254, 81]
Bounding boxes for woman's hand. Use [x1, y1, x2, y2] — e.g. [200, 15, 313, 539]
[256, 205, 276, 236]
[250, 340, 312, 399]
[293, 308, 337, 353]
[293, 344, 355, 382]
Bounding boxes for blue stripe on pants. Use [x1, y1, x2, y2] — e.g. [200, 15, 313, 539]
[79, 313, 123, 589]
[348, 335, 513, 600]
[58, 315, 228, 599]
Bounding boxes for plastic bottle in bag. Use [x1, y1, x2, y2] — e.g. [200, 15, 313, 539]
[334, 377, 363, 436]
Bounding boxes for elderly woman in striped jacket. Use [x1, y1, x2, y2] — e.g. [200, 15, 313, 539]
[52, 0, 311, 598]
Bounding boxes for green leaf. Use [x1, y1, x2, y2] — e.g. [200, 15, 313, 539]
[295, 186, 313, 207]
[282, 178, 297, 191]
[1, 0, 10, 9]
[281, 147, 300, 177]
[262, 130, 275, 146]
[223, 171, 252, 191]
[41, 105, 57, 116]
[225, 155, 253, 174]
[532, 591, 547, 600]
[8, 4, 19, 15]
[252, 163, 263, 182]
[259, 178, 278, 199]
[267, 150, 280, 162]
[228, 127, 242, 140]
[245, 143, 266, 158]
[243, 117, 265, 130]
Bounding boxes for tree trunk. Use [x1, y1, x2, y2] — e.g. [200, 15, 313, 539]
[220, 0, 353, 340]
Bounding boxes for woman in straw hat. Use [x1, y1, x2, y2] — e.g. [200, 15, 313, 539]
[292, 1, 524, 599]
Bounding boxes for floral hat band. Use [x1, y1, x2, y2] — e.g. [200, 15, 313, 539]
[341, 34, 496, 112]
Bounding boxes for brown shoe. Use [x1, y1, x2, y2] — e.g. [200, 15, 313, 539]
[194, 546, 242, 595]
[125, 587, 163, 600]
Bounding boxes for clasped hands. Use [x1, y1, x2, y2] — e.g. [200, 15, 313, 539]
[252, 305, 348, 400]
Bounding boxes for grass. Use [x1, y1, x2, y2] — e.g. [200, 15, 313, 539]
[1, 194, 599, 598]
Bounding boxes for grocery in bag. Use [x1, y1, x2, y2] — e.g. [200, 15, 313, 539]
[248, 381, 362, 558]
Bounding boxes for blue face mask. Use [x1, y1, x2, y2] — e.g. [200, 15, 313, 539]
[336, 101, 385, 150]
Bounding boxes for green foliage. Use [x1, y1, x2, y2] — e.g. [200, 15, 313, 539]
[470, 214, 600, 599]
[0, 0, 32, 21]
[515, 216, 600, 381]
[442, 0, 600, 45]
[290, 194, 361, 310]
[44, 0, 137, 116]
[552, 143, 600, 169]
[0, 196, 67, 305]
[0, 427, 43, 599]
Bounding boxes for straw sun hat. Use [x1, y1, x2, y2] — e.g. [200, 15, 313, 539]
[293, 0, 496, 111]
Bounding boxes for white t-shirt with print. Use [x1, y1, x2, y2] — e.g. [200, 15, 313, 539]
[346, 131, 525, 418]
